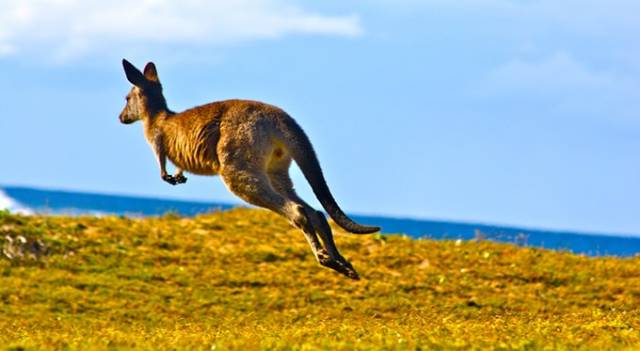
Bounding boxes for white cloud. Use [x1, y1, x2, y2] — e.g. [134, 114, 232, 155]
[482, 52, 615, 95]
[380, 0, 640, 40]
[476, 52, 640, 123]
[0, 0, 363, 61]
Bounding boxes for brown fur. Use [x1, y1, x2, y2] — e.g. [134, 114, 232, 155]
[119, 59, 380, 279]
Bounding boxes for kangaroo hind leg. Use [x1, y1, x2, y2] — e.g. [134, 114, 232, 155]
[219, 165, 326, 266]
[267, 166, 360, 280]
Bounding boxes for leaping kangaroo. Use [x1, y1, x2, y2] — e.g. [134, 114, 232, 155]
[118, 59, 380, 279]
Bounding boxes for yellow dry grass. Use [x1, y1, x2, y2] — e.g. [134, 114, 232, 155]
[1, 208, 639, 350]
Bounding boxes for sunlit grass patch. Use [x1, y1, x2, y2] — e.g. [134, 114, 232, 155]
[1, 208, 640, 350]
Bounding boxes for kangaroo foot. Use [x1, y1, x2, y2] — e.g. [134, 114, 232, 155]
[317, 249, 360, 280]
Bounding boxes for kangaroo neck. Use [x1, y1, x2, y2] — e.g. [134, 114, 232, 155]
[142, 109, 174, 139]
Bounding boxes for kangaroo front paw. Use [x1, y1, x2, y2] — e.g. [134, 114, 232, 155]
[174, 174, 188, 184]
[162, 174, 177, 185]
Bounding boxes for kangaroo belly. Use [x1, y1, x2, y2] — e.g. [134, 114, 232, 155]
[169, 151, 219, 175]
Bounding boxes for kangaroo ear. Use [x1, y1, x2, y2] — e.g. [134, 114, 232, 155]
[122, 59, 147, 87]
[143, 62, 159, 82]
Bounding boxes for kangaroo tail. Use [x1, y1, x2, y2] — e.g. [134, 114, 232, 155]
[282, 117, 380, 234]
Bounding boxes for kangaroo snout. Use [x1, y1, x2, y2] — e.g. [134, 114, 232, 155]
[119, 112, 135, 124]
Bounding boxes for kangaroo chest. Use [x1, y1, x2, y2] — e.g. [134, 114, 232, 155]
[151, 119, 221, 176]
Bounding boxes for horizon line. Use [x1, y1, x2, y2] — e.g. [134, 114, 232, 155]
[2, 183, 638, 239]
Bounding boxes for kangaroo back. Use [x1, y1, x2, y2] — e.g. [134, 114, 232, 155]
[281, 117, 380, 234]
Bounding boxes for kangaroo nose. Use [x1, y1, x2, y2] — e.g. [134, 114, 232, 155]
[119, 113, 132, 124]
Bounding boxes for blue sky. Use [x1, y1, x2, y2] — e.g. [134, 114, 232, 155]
[1, 1, 639, 235]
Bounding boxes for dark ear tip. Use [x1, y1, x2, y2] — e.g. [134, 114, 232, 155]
[144, 62, 157, 71]
[143, 62, 159, 81]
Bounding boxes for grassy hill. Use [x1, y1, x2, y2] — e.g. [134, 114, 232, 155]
[1, 208, 640, 350]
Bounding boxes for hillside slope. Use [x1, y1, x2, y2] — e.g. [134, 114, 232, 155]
[1, 208, 640, 350]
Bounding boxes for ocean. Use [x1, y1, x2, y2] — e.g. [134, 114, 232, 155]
[2, 185, 639, 257]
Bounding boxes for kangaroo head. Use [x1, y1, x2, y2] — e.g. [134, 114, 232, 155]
[119, 59, 168, 124]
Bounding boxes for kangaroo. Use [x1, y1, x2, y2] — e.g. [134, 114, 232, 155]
[118, 59, 380, 279]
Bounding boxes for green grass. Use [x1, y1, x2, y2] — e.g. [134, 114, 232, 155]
[1, 208, 640, 350]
